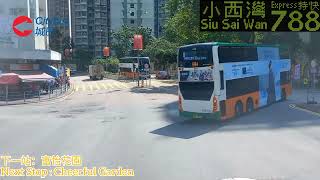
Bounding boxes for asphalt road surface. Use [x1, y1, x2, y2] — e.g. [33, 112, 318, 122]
[0, 76, 319, 180]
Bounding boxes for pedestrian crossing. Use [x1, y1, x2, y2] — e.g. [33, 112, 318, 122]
[72, 81, 133, 92]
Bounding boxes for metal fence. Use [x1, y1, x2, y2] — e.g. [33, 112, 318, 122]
[0, 83, 72, 105]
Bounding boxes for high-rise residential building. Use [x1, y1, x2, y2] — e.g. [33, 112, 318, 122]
[154, 0, 166, 37]
[47, 0, 71, 53]
[110, 0, 154, 33]
[72, 0, 111, 58]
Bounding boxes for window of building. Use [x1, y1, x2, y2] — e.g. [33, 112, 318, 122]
[81, 12, 87, 16]
[130, 12, 135, 16]
[130, 19, 135, 24]
[130, 3, 135, 8]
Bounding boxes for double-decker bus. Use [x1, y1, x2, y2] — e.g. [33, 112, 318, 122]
[177, 42, 292, 120]
[119, 57, 150, 79]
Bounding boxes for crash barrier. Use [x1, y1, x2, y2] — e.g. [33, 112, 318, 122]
[0, 83, 72, 105]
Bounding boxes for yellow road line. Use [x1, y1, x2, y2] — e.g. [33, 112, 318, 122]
[81, 83, 86, 91]
[95, 82, 101, 91]
[118, 83, 128, 88]
[89, 84, 94, 91]
[107, 83, 115, 89]
[113, 83, 122, 89]
[75, 84, 80, 92]
[102, 83, 108, 90]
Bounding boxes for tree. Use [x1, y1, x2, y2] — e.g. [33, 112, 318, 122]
[262, 32, 304, 61]
[144, 38, 178, 70]
[49, 28, 63, 52]
[91, 58, 107, 65]
[106, 57, 120, 73]
[73, 49, 93, 71]
[164, 0, 242, 44]
[111, 25, 154, 58]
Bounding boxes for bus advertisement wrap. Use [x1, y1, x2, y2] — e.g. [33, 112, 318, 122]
[180, 68, 213, 82]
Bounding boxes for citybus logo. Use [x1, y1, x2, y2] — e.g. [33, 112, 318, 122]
[12, 16, 69, 37]
[12, 16, 33, 37]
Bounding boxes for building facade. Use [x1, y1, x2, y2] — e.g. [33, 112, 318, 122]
[0, 0, 61, 74]
[154, 0, 166, 37]
[110, 0, 154, 33]
[47, 0, 71, 54]
[71, 0, 111, 58]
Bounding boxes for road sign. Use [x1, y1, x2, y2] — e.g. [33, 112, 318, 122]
[304, 78, 309, 85]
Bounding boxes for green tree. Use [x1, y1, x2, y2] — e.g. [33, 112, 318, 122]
[49, 28, 63, 52]
[106, 57, 120, 73]
[111, 25, 154, 58]
[164, 0, 243, 44]
[144, 38, 178, 70]
[73, 49, 93, 70]
[262, 32, 303, 60]
[92, 58, 107, 65]
[305, 32, 320, 61]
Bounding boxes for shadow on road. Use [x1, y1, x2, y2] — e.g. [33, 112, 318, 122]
[151, 100, 320, 139]
[130, 85, 178, 95]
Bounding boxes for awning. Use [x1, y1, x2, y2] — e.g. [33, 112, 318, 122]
[0, 73, 21, 85]
[12, 71, 55, 82]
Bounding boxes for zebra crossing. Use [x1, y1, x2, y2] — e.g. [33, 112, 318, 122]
[72, 81, 133, 92]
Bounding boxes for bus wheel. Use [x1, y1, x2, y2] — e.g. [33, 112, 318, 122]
[235, 101, 243, 117]
[246, 98, 254, 113]
[281, 89, 287, 101]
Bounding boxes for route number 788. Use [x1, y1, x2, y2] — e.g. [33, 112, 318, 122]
[271, 10, 320, 31]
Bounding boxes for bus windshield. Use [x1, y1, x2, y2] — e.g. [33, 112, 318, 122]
[178, 45, 213, 68]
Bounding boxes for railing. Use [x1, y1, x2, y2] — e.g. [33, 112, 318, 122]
[0, 83, 72, 105]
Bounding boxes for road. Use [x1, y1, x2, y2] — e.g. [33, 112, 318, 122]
[0, 75, 320, 180]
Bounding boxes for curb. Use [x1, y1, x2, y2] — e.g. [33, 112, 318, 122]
[290, 104, 320, 117]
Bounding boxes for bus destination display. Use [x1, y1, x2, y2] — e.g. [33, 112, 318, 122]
[200, 0, 320, 31]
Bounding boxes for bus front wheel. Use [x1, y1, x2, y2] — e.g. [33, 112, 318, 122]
[235, 101, 243, 117]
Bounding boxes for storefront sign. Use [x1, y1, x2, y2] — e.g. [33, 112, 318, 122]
[10, 64, 39, 71]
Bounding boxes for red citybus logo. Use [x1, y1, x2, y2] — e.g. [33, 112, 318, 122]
[12, 16, 33, 37]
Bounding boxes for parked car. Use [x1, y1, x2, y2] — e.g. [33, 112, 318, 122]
[156, 71, 171, 79]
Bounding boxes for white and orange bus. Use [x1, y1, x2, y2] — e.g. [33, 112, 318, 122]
[177, 42, 292, 120]
[119, 57, 150, 79]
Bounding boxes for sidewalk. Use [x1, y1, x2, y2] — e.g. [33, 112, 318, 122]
[0, 85, 73, 106]
[290, 89, 320, 114]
